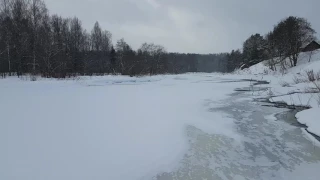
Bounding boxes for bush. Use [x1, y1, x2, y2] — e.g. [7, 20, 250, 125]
[314, 82, 320, 91]
[279, 81, 290, 87]
[292, 70, 320, 84]
[306, 70, 316, 82]
[267, 89, 274, 96]
[293, 75, 306, 84]
[30, 75, 37, 81]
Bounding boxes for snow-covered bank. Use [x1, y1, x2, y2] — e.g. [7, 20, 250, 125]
[0, 74, 248, 180]
[239, 50, 320, 141]
[296, 108, 320, 137]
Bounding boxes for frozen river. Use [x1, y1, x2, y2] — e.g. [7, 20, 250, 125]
[1, 75, 320, 180]
[156, 79, 320, 180]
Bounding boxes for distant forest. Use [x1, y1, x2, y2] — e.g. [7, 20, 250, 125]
[0, 0, 316, 78]
[0, 0, 227, 78]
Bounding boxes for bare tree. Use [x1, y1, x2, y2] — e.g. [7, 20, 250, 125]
[91, 21, 102, 51]
[70, 17, 84, 73]
[306, 49, 318, 63]
[100, 30, 112, 72]
[28, 0, 47, 74]
[11, 0, 29, 75]
[0, 0, 12, 75]
[116, 38, 134, 74]
[272, 16, 316, 67]
[138, 43, 167, 75]
[0, 0, 254, 78]
[264, 31, 280, 71]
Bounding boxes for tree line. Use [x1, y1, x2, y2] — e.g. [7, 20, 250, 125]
[2, 0, 312, 77]
[226, 16, 316, 72]
[0, 0, 227, 78]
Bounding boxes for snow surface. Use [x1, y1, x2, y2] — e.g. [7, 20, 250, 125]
[301, 128, 320, 147]
[1, 72, 320, 179]
[270, 93, 319, 108]
[1, 50, 320, 180]
[296, 108, 320, 137]
[0, 74, 248, 180]
[238, 50, 320, 76]
[239, 50, 320, 141]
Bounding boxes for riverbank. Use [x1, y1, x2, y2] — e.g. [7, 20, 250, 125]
[156, 78, 320, 180]
[1, 74, 320, 180]
[237, 51, 320, 145]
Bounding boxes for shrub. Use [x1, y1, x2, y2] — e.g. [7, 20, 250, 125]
[304, 70, 320, 82]
[292, 70, 320, 84]
[30, 75, 37, 81]
[279, 81, 290, 87]
[293, 75, 305, 84]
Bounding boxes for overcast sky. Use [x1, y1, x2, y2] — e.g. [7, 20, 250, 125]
[45, 0, 320, 54]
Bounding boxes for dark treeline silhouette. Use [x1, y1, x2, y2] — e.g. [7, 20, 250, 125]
[2, 0, 314, 77]
[0, 0, 227, 78]
[226, 16, 316, 72]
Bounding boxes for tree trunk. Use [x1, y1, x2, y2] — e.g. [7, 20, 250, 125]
[289, 57, 293, 67]
[33, 28, 36, 74]
[7, 43, 10, 76]
[293, 54, 298, 67]
[293, 58, 297, 66]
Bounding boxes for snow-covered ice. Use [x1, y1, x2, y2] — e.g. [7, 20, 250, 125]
[2, 49, 320, 179]
[0, 74, 249, 180]
[1, 73, 320, 180]
[270, 93, 319, 108]
[296, 108, 320, 137]
[239, 50, 320, 142]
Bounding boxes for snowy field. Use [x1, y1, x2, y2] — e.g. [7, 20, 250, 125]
[1, 52, 320, 180]
[0, 74, 249, 180]
[1, 72, 320, 180]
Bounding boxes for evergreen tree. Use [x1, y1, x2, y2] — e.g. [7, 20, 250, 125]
[226, 49, 242, 72]
[242, 33, 266, 66]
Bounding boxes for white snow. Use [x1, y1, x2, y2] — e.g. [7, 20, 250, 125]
[296, 108, 320, 137]
[270, 93, 319, 108]
[238, 50, 320, 77]
[301, 128, 320, 147]
[264, 113, 278, 121]
[1, 49, 320, 180]
[238, 50, 320, 138]
[0, 74, 248, 180]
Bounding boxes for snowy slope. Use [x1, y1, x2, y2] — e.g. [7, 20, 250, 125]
[239, 50, 320, 76]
